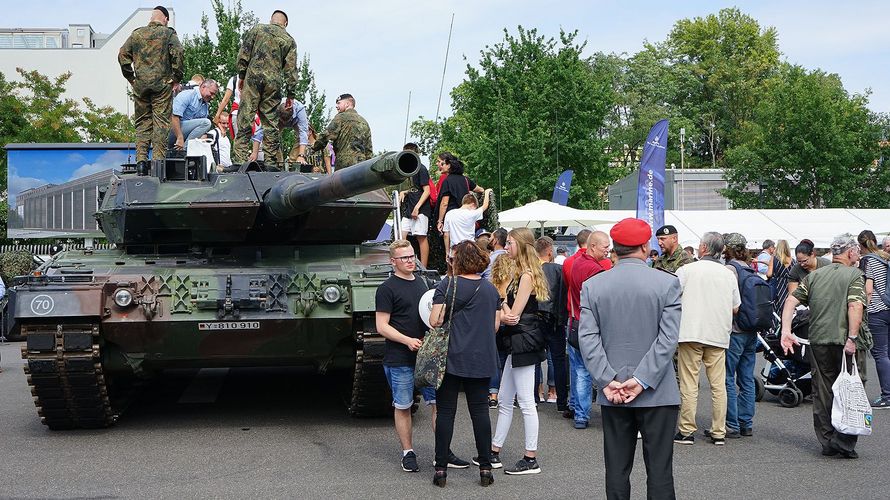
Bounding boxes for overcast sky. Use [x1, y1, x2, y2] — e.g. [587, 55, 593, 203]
[4, 0, 888, 153]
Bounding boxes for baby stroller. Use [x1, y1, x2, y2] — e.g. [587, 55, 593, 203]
[754, 309, 812, 408]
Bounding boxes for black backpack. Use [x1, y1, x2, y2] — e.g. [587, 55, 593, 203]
[729, 261, 773, 332]
[862, 254, 890, 307]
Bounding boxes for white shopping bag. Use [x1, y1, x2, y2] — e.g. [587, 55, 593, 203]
[831, 354, 873, 436]
[186, 138, 215, 174]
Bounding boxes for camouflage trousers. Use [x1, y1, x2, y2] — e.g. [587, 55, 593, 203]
[232, 80, 282, 165]
[133, 88, 172, 161]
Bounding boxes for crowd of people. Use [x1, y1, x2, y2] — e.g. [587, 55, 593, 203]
[376, 210, 890, 498]
[119, 7, 370, 175]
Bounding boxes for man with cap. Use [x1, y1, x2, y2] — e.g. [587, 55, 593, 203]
[781, 233, 870, 459]
[654, 225, 694, 274]
[232, 10, 298, 166]
[578, 218, 681, 500]
[312, 93, 373, 169]
[118, 6, 183, 174]
[722, 232, 759, 438]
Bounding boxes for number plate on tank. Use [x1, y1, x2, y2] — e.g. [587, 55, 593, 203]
[198, 321, 260, 331]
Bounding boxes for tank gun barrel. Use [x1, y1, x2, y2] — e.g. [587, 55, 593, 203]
[264, 151, 420, 221]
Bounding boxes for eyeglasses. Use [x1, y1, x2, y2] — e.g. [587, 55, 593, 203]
[392, 254, 416, 262]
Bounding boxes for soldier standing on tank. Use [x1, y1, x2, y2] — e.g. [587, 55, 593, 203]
[231, 10, 298, 167]
[311, 93, 373, 170]
[654, 225, 694, 273]
[118, 6, 183, 175]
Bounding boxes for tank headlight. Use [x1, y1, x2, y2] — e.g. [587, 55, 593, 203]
[322, 285, 341, 303]
[113, 288, 134, 307]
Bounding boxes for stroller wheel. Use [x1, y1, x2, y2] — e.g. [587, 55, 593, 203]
[755, 377, 765, 402]
[778, 387, 802, 408]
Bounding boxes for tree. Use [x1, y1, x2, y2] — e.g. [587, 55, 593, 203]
[722, 64, 884, 208]
[662, 8, 781, 167]
[0, 68, 134, 237]
[436, 27, 613, 209]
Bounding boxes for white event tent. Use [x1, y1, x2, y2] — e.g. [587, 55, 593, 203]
[497, 201, 890, 249]
[570, 209, 890, 249]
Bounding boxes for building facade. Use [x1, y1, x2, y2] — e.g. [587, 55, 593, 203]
[0, 8, 175, 117]
[608, 168, 730, 210]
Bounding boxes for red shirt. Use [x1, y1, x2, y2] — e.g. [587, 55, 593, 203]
[568, 252, 605, 321]
[562, 249, 585, 321]
[599, 258, 613, 271]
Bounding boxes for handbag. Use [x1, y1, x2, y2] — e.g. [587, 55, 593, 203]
[415, 277, 457, 389]
[831, 353, 873, 436]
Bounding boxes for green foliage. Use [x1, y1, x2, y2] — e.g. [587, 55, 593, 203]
[435, 27, 613, 210]
[722, 64, 884, 208]
[662, 7, 780, 166]
[0, 250, 35, 283]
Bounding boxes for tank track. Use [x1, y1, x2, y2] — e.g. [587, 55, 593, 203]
[348, 314, 393, 417]
[21, 323, 115, 430]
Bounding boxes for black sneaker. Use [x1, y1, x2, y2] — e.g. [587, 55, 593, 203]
[707, 429, 741, 439]
[489, 397, 499, 409]
[740, 427, 753, 437]
[673, 432, 694, 445]
[504, 457, 541, 475]
[871, 397, 890, 409]
[401, 451, 419, 472]
[472, 453, 503, 469]
[710, 436, 725, 446]
[447, 452, 470, 469]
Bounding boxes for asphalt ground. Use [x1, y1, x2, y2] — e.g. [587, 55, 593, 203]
[1, 339, 888, 500]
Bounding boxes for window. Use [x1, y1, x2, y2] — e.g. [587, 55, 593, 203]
[0, 34, 11, 48]
[77, 28, 85, 37]
[21, 34, 44, 48]
[45, 35, 59, 48]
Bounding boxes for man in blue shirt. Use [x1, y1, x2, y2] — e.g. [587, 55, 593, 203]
[169, 79, 219, 151]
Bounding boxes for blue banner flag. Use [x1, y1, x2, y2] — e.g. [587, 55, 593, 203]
[551, 169, 574, 206]
[635, 119, 668, 253]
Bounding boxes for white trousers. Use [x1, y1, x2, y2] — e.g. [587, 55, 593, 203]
[492, 355, 539, 451]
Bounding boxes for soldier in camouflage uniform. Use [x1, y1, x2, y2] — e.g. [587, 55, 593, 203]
[232, 10, 298, 166]
[654, 224, 694, 273]
[781, 233, 870, 459]
[312, 93, 372, 169]
[118, 6, 183, 173]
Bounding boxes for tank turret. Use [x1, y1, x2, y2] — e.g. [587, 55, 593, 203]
[96, 151, 419, 250]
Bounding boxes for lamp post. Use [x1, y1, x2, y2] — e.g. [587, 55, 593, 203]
[680, 127, 685, 211]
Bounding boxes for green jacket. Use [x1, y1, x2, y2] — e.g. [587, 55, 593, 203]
[654, 247, 694, 274]
[119, 21, 183, 95]
[793, 262, 870, 348]
[313, 108, 373, 169]
[237, 23, 298, 98]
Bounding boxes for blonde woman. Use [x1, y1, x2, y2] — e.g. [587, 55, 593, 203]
[487, 227, 549, 475]
[486, 253, 516, 408]
[772, 239, 794, 319]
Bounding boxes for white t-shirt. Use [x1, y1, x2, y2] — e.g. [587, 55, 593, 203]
[676, 258, 741, 349]
[226, 76, 242, 107]
[443, 207, 483, 248]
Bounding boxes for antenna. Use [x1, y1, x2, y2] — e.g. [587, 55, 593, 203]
[403, 90, 411, 145]
[434, 13, 455, 124]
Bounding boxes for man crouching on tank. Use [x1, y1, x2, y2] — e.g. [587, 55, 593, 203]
[375, 240, 470, 472]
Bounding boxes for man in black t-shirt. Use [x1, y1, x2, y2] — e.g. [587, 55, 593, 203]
[399, 143, 432, 268]
[375, 240, 469, 472]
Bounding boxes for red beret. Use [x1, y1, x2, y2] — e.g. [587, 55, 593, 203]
[610, 218, 652, 246]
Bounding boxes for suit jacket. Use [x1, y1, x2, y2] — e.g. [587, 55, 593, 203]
[578, 257, 681, 407]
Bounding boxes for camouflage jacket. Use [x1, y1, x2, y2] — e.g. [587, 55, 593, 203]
[654, 247, 694, 273]
[118, 21, 183, 95]
[237, 23, 297, 98]
[312, 109, 372, 168]
[793, 263, 869, 347]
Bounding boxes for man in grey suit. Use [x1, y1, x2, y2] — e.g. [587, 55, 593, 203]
[579, 218, 682, 500]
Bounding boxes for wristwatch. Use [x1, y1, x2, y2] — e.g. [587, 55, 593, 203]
[847, 335, 858, 341]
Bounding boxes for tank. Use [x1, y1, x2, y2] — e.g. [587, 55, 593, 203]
[6, 151, 435, 430]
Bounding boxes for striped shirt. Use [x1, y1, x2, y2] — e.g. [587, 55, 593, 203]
[864, 255, 890, 314]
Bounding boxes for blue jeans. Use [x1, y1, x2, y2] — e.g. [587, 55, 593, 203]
[725, 332, 757, 431]
[568, 344, 593, 424]
[869, 309, 890, 398]
[169, 118, 212, 149]
[489, 349, 509, 395]
[383, 365, 436, 410]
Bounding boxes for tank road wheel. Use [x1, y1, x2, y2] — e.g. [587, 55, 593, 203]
[778, 387, 802, 408]
[755, 376, 765, 402]
[348, 314, 394, 417]
[21, 323, 115, 430]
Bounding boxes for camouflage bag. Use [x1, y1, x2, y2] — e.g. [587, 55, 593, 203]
[415, 277, 456, 390]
